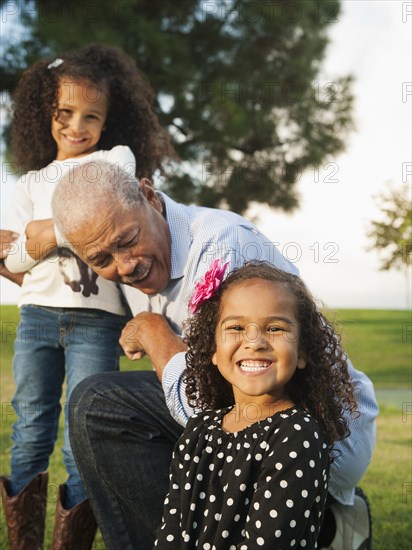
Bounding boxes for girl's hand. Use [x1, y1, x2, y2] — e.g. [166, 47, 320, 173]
[0, 229, 19, 259]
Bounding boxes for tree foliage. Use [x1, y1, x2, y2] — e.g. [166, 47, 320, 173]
[1, 0, 354, 213]
[367, 184, 412, 272]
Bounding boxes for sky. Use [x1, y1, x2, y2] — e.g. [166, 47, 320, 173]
[1, 0, 411, 309]
[248, 0, 412, 310]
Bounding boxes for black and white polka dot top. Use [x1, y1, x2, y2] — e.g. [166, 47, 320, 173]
[154, 406, 329, 549]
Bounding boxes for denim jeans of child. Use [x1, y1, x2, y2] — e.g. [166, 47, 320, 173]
[10, 304, 126, 508]
[69, 370, 184, 549]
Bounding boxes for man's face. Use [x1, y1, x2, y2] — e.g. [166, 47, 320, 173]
[67, 183, 172, 295]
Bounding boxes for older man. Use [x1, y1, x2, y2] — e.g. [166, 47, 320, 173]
[51, 161, 377, 550]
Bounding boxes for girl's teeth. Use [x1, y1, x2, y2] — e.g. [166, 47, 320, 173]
[239, 361, 270, 372]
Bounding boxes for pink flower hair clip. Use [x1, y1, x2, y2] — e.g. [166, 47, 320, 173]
[188, 259, 229, 314]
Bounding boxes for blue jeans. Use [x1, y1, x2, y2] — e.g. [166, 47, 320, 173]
[10, 305, 126, 508]
[69, 370, 184, 549]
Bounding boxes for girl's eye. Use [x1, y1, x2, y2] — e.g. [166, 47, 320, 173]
[268, 326, 283, 333]
[226, 325, 243, 331]
[56, 109, 70, 122]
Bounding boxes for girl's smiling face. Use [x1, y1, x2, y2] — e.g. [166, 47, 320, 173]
[51, 78, 108, 160]
[212, 278, 306, 407]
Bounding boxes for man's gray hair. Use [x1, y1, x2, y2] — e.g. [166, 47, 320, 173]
[52, 160, 144, 238]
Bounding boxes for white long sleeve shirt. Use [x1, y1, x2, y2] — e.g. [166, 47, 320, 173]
[5, 146, 135, 314]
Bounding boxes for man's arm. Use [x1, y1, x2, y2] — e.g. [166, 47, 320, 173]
[119, 312, 192, 426]
[328, 359, 378, 504]
[161, 352, 193, 426]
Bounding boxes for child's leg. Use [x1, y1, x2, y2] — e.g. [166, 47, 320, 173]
[10, 305, 65, 494]
[61, 309, 126, 508]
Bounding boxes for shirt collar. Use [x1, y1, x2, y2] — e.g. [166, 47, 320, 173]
[157, 191, 191, 280]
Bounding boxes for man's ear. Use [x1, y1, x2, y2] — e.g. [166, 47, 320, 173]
[139, 179, 162, 212]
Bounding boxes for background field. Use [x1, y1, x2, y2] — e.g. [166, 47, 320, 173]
[1, 306, 411, 549]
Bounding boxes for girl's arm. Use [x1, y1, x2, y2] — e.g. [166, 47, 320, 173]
[0, 229, 24, 285]
[24, 219, 57, 260]
[3, 173, 47, 273]
[236, 415, 329, 549]
[0, 260, 24, 286]
[5, 219, 58, 274]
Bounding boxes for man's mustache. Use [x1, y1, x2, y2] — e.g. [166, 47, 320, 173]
[120, 258, 153, 285]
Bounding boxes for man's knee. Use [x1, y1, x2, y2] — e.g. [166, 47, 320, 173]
[68, 372, 115, 435]
[71, 371, 106, 406]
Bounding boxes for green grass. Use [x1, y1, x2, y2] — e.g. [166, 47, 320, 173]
[324, 308, 411, 387]
[1, 306, 411, 549]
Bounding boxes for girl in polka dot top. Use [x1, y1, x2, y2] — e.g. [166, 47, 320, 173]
[154, 262, 357, 549]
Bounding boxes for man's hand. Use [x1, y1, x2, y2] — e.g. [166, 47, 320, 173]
[120, 312, 186, 380]
[0, 229, 19, 259]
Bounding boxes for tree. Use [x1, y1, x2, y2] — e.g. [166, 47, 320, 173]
[367, 183, 412, 272]
[0, 0, 354, 213]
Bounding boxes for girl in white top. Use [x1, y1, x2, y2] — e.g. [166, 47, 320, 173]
[0, 43, 174, 549]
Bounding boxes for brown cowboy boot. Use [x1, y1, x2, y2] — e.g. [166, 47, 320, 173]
[51, 484, 98, 550]
[0, 471, 48, 550]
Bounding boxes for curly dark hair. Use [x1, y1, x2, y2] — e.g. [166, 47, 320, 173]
[11, 43, 176, 176]
[184, 262, 358, 446]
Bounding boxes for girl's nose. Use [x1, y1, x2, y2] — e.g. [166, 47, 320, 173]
[243, 324, 269, 349]
[69, 115, 85, 133]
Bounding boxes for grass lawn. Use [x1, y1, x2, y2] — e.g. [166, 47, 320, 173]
[325, 308, 411, 387]
[1, 306, 411, 549]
